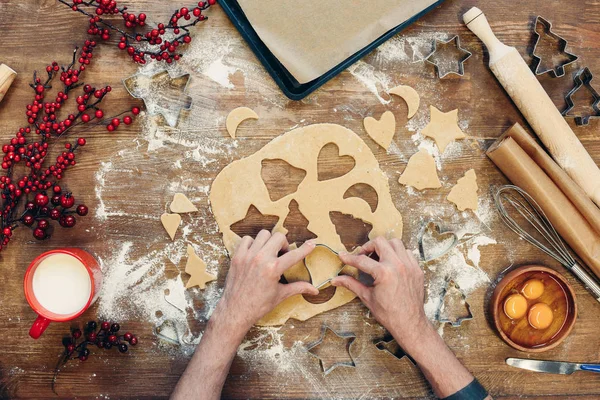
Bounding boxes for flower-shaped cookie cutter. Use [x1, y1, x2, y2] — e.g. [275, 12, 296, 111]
[123, 68, 192, 127]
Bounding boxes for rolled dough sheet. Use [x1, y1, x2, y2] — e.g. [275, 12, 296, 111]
[210, 123, 403, 325]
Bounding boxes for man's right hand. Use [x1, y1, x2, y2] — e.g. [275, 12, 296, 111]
[331, 237, 431, 350]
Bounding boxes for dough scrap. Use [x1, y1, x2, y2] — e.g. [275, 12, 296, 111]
[283, 243, 311, 283]
[447, 169, 478, 211]
[226, 106, 258, 138]
[389, 85, 420, 119]
[398, 148, 441, 190]
[170, 193, 198, 214]
[185, 244, 217, 289]
[161, 213, 181, 240]
[422, 106, 466, 153]
[363, 111, 396, 150]
[209, 123, 403, 326]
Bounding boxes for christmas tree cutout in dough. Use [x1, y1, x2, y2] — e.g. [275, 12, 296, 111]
[447, 169, 478, 211]
[185, 244, 216, 289]
[398, 148, 441, 190]
[422, 106, 466, 153]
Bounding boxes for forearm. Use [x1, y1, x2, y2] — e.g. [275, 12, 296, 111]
[171, 305, 249, 400]
[390, 320, 476, 398]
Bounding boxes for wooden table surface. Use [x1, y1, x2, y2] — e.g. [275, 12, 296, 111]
[1, 0, 600, 398]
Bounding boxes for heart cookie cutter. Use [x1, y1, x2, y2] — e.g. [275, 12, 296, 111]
[424, 35, 472, 78]
[418, 220, 459, 262]
[436, 279, 473, 327]
[306, 324, 357, 375]
[531, 16, 578, 78]
[562, 67, 600, 125]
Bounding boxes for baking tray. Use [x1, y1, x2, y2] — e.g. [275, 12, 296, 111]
[219, 0, 445, 100]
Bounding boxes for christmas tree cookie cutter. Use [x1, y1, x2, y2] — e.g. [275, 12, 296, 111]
[435, 279, 473, 327]
[562, 67, 600, 125]
[123, 68, 192, 127]
[424, 35, 472, 78]
[531, 16, 578, 78]
[306, 325, 357, 375]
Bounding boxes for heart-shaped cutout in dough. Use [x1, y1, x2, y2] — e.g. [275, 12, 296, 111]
[317, 143, 355, 181]
[161, 213, 181, 241]
[363, 111, 396, 150]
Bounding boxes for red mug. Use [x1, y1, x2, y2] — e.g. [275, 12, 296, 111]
[24, 248, 102, 339]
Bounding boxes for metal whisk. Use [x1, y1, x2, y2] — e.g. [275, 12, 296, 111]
[494, 185, 600, 303]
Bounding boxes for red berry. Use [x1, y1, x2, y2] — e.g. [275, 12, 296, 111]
[53, 185, 62, 193]
[35, 193, 49, 207]
[79, 355, 88, 361]
[111, 118, 120, 127]
[77, 205, 89, 216]
[107, 124, 115, 132]
[60, 193, 75, 208]
[33, 228, 46, 240]
[81, 114, 91, 123]
[50, 208, 61, 220]
[88, 332, 97, 342]
[108, 335, 118, 344]
[77, 138, 86, 146]
[72, 329, 82, 339]
[129, 336, 138, 346]
[124, 332, 133, 341]
[95, 110, 104, 119]
[131, 107, 140, 115]
[123, 116, 133, 125]
[67, 344, 75, 353]
[101, 322, 110, 331]
[23, 215, 34, 226]
[37, 219, 49, 230]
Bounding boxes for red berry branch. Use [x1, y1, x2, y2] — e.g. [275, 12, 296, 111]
[58, 0, 217, 64]
[0, 40, 140, 252]
[53, 321, 139, 393]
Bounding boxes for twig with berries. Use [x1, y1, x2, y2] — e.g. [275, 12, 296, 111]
[58, 0, 216, 64]
[53, 321, 139, 393]
[0, 40, 141, 252]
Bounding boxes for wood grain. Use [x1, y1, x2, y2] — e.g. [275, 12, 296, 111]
[1, 0, 600, 399]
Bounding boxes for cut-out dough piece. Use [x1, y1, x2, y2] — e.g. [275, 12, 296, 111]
[398, 148, 441, 190]
[363, 111, 396, 150]
[210, 123, 403, 326]
[170, 193, 198, 214]
[226, 107, 258, 138]
[421, 106, 466, 153]
[185, 244, 217, 289]
[447, 169, 478, 211]
[389, 85, 420, 119]
[161, 213, 181, 240]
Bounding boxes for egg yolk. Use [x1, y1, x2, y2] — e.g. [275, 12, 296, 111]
[528, 303, 554, 329]
[504, 294, 528, 320]
[522, 279, 545, 299]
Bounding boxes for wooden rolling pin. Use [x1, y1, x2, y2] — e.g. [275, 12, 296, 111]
[463, 8, 600, 207]
[0, 64, 17, 104]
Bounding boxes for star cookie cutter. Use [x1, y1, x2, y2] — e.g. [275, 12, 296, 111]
[306, 325, 357, 375]
[531, 16, 578, 77]
[123, 69, 192, 127]
[435, 280, 473, 327]
[424, 35, 472, 78]
[562, 67, 600, 125]
[374, 334, 416, 365]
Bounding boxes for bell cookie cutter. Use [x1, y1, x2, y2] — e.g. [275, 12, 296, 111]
[424, 35, 472, 79]
[531, 16, 578, 77]
[562, 67, 600, 125]
[374, 334, 416, 365]
[306, 324, 357, 375]
[436, 280, 473, 327]
[123, 68, 192, 127]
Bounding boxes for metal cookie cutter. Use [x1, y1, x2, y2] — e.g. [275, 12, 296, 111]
[374, 334, 416, 365]
[306, 325, 357, 375]
[436, 280, 473, 327]
[562, 67, 600, 125]
[312, 244, 362, 290]
[418, 220, 459, 262]
[123, 68, 192, 127]
[424, 35, 472, 78]
[531, 16, 578, 78]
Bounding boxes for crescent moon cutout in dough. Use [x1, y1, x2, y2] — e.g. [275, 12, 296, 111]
[226, 107, 259, 138]
[389, 85, 420, 119]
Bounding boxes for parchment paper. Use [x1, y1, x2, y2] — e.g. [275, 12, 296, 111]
[237, 0, 438, 83]
[487, 124, 600, 279]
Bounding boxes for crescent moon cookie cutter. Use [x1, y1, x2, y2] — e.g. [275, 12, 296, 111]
[531, 16, 578, 78]
[306, 324, 357, 375]
[123, 68, 193, 127]
[424, 35, 472, 79]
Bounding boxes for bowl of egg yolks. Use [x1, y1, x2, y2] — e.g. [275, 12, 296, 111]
[491, 265, 577, 352]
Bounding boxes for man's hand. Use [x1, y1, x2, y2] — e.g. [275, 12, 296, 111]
[331, 237, 428, 349]
[216, 230, 319, 332]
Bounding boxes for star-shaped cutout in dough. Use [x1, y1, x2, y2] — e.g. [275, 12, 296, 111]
[184, 245, 216, 289]
[306, 326, 356, 375]
[421, 106, 466, 153]
[123, 69, 192, 127]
